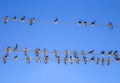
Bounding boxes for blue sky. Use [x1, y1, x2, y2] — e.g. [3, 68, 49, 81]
[0, 0, 120, 83]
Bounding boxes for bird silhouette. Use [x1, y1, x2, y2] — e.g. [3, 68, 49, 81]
[30, 18, 35, 25]
[96, 58, 100, 64]
[108, 50, 112, 55]
[81, 50, 85, 57]
[6, 47, 11, 56]
[91, 21, 96, 26]
[14, 55, 18, 60]
[115, 57, 120, 62]
[107, 58, 111, 65]
[64, 56, 68, 65]
[114, 50, 118, 58]
[101, 50, 105, 55]
[57, 56, 61, 64]
[36, 56, 41, 63]
[65, 49, 69, 58]
[69, 56, 73, 64]
[77, 21, 82, 25]
[76, 57, 80, 64]
[102, 58, 105, 65]
[3, 55, 7, 64]
[35, 48, 40, 57]
[21, 16, 26, 22]
[24, 48, 28, 56]
[88, 50, 94, 55]
[43, 48, 47, 57]
[13, 16, 17, 21]
[53, 49, 58, 57]
[45, 56, 49, 64]
[83, 56, 87, 64]
[73, 50, 77, 58]
[108, 22, 113, 29]
[26, 56, 31, 63]
[4, 16, 9, 24]
[83, 21, 88, 26]
[54, 18, 58, 24]
[14, 44, 18, 52]
[91, 56, 95, 62]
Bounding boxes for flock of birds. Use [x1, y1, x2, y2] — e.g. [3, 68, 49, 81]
[0, 16, 114, 29]
[1, 44, 120, 65]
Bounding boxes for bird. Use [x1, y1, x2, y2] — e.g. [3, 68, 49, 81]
[13, 16, 17, 21]
[91, 56, 95, 62]
[83, 21, 88, 26]
[4, 16, 9, 24]
[115, 58, 120, 62]
[88, 50, 94, 55]
[14, 55, 18, 60]
[81, 50, 85, 57]
[3, 55, 7, 64]
[53, 49, 58, 57]
[30, 18, 35, 25]
[114, 50, 118, 58]
[36, 56, 41, 63]
[54, 18, 58, 24]
[65, 49, 69, 58]
[45, 56, 49, 64]
[57, 56, 61, 64]
[26, 56, 31, 63]
[69, 56, 73, 64]
[108, 50, 112, 55]
[83, 56, 87, 64]
[14, 44, 18, 52]
[96, 58, 100, 64]
[91, 20, 96, 26]
[21, 16, 26, 22]
[64, 56, 68, 65]
[108, 22, 113, 29]
[73, 50, 77, 58]
[101, 50, 105, 55]
[24, 48, 28, 56]
[6, 47, 11, 56]
[77, 21, 82, 25]
[76, 57, 80, 64]
[102, 58, 105, 65]
[43, 48, 47, 57]
[35, 48, 40, 57]
[107, 58, 111, 65]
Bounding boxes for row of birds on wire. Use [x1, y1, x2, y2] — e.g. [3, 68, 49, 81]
[0, 16, 114, 29]
[0, 44, 120, 65]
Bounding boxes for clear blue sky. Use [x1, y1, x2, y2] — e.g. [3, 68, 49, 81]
[0, 0, 120, 83]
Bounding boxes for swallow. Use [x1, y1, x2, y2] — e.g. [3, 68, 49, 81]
[76, 57, 80, 64]
[24, 48, 28, 56]
[114, 50, 118, 58]
[13, 16, 17, 21]
[108, 22, 113, 29]
[81, 50, 85, 57]
[57, 56, 61, 64]
[88, 50, 94, 55]
[64, 56, 68, 65]
[69, 56, 73, 64]
[4, 16, 9, 24]
[35, 48, 40, 57]
[3, 55, 7, 64]
[107, 58, 111, 65]
[14, 55, 18, 60]
[21, 16, 26, 22]
[26, 56, 31, 63]
[53, 49, 58, 57]
[43, 48, 47, 57]
[91, 20, 96, 26]
[6, 47, 11, 56]
[77, 21, 82, 25]
[108, 50, 112, 55]
[14, 44, 18, 52]
[30, 18, 35, 25]
[91, 56, 95, 62]
[83, 56, 87, 64]
[54, 18, 58, 24]
[73, 50, 77, 58]
[36, 56, 41, 62]
[83, 21, 88, 26]
[45, 56, 49, 64]
[101, 50, 105, 55]
[102, 58, 105, 65]
[65, 49, 69, 58]
[115, 58, 120, 62]
[96, 58, 100, 64]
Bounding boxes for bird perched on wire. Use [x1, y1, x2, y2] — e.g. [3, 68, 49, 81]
[108, 22, 113, 29]
[24, 48, 28, 56]
[73, 50, 77, 58]
[3, 55, 7, 64]
[88, 50, 94, 55]
[107, 58, 111, 65]
[57, 56, 61, 64]
[96, 58, 100, 64]
[26, 56, 31, 63]
[65, 49, 69, 58]
[69, 56, 74, 64]
[77, 21, 82, 26]
[53, 49, 58, 57]
[36, 56, 41, 63]
[108, 50, 112, 55]
[102, 58, 105, 65]
[13, 16, 17, 21]
[114, 50, 118, 58]
[54, 18, 58, 24]
[14, 55, 18, 60]
[14, 44, 18, 52]
[45, 56, 49, 64]
[91, 21, 96, 26]
[6, 47, 11, 56]
[81, 50, 85, 57]
[76, 57, 80, 64]
[101, 50, 105, 55]
[83, 56, 88, 64]
[91, 56, 95, 62]
[35, 48, 40, 57]
[30, 18, 35, 25]
[43, 48, 47, 57]
[21, 16, 26, 22]
[83, 21, 88, 26]
[4, 16, 9, 24]
[64, 56, 68, 65]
